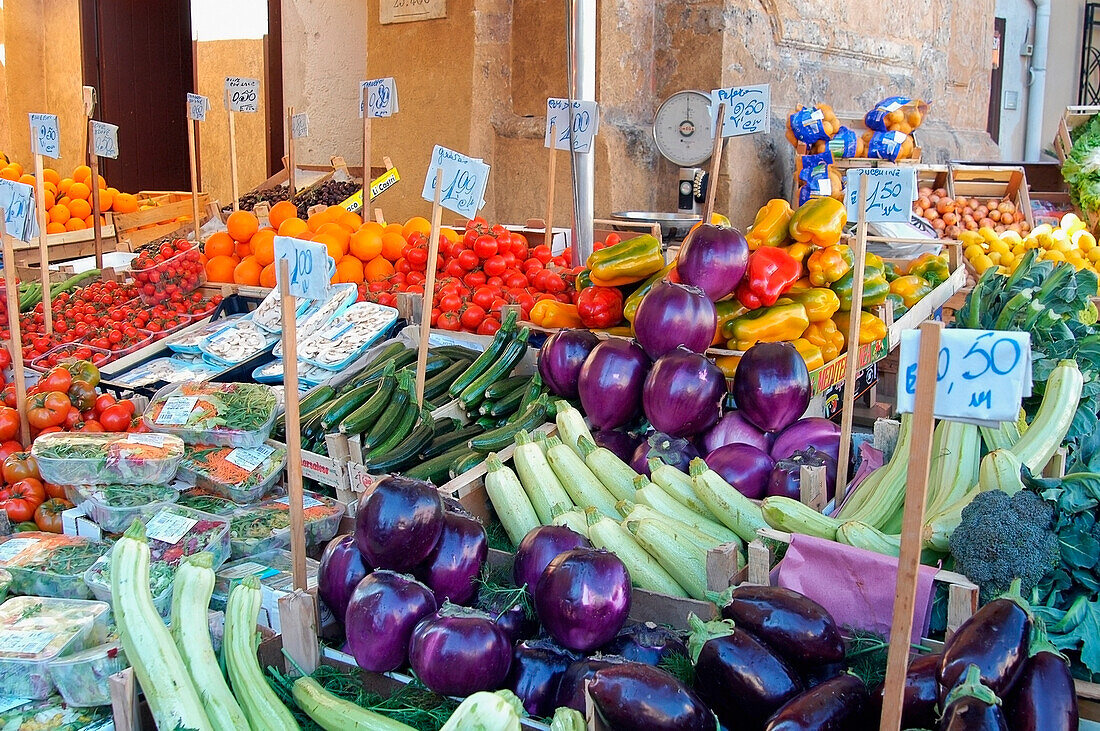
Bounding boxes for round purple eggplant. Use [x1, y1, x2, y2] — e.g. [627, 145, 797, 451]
[354, 476, 443, 571]
[344, 570, 437, 672]
[601, 622, 689, 666]
[317, 533, 370, 624]
[1005, 645, 1079, 731]
[413, 511, 487, 605]
[556, 655, 630, 712]
[578, 339, 650, 430]
[408, 605, 512, 697]
[539, 328, 600, 399]
[535, 548, 632, 652]
[593, 429, 643, 464]
[939, 582, 1031, 699]
[763, 673, 870, 731]
[869, 653, 942, 730]
[939, 664, 1008, 730]
[513, 524, 591, 592]
[475, 588, 538, 645]
[589, 662, 718, 731]
[505, 638, 579, 717]
[718, 585, 845, 670]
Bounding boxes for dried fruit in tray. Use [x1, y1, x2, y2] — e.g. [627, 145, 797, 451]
[32, 431, 184, 485]
[0, 532, 110, 599]
[177, 442, 288, 504]
[63, 483, 179, 534]
[227, 490, 343, 558]
[144, 381, 279, 447]
[130, 238, 207, 306]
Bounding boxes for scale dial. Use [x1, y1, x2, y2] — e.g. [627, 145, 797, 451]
[652, 90, 714, 167]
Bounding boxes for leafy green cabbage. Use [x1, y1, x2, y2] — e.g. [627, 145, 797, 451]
[1063, 114, 1100, 213]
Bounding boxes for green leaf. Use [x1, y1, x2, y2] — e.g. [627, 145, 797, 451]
[1079, 603, 1100, 675]
[1061, 530, 1100, 570]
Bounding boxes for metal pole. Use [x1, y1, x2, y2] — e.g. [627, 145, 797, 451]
[565, 0, 595, 266]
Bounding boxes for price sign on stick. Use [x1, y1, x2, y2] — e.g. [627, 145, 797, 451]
[545, 99, 599, 152]
[273, 236, 330, 301]
[28, 114, 60, 159]
[225, 77, 260, 113]
[897, 328, 1032, 426]
[710, 84, 770, 136]
[421, 145, 489, 219]
[90, 121, 119, 159]
[187, 93, 208, 121]
[360, 78, 399, 118]
[0, 181, 37, 242]
[291, 113, 309, 139]
[845, 168, 917, 223]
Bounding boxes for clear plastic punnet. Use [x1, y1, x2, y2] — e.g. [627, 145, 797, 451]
[33, 431, 184, 486]
[143, 381, 279, 447]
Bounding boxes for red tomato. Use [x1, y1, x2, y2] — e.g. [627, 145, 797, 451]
[471, 287, 496, 310]
[436, 311, 462, 331]
[117, 399, 136, 416]
[459, 305, 486, 330]
[473, 235, 498, 259]
[463, 271, 487, 288]
[0, 407, 19, 443]
[74, 420, 105, 433]
[99, 404, 131, 432]
[44, 482, 67, 500]
[477, 318, 502, 336]
[533, 245, 553, 264]
[34, 498, 73, 533]
[483, 255, 507, 277]
[604, 233, 622, 248]
[438, 294, 463, 313]
[0, 348, 12, 370]
[0, 442, 23, 468]
[457, 250, 480, 271]
[94, 393, 116, 415]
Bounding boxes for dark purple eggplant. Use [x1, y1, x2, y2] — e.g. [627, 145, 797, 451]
[801, 661, 846, 690]
[601, 622, 689, 666]
[317, 533, 370, 624]
[578, 339, 650, 430]
[556, 655, 631, 712]
[407, 605, 512, 697]
[354, 476, 443, 571]
[593, 429, 642, 464]
[868, 653, 941, 730]
[505, 638, 579, 717]
[535, 548, 632, 652]
[513, 524, 591, 592]
[1005, 636, 1079, 731]
[689, 614, 803, 728]
[589, 662, 718, 731]
[344, 570, 438, 672]
[939, 580, 1031, 699]
[763, 673, 870, 731]
[766, 447, 838, 500]
[939, 664, 1008, 730]
[413, 511, 487, 605]
[717, 585, 845, 670]
[539, 329, 600, 399]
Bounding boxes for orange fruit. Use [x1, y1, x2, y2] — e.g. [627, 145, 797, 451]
[312, 233, 346, 263]
[72, 165, 92, 183]
[384, 223, 404, 237]
[324, 205, 345, 221]
[112, 193, 138, 213]
[56, 178, 73, 197]
[42, 190, 55, 211]
[278, 217, 309, 237]
[251, 229, 276, 266]
[65, 218, 85, 231]
[45, 222, 66, 234]
[204, 231, 235, 258]
[349, 226, 383, 262]
[68, 182, 91, 201]
[337, 210, 363, 231]
[0, 167, 18, 181]
[259, 263, 277, 288]
[48, 204, 70, 224]
[235, 241, 252, 258]
[268, 200, 299, 231]
[18, 174, 35, 186]
[43, 181, 57, 196]
[317, 222, 350, 249]
[226, 210, 259, 243]
[335, 256, 365, 283]
[440, 227, 460, 244]
[57, 196, 72, 209]
[364, 256, 395, 282]
[306, 212, 328, 233]
[68, 198, 91, 220]
[94, 175, 107, 190]
[206, 255, 238, 283]
[98, 188, 114, 211]
[233, 256, 263, 286]
[402, 216, 432, 240]
[84, 215, 99, 228]
[42, 168, 60, 186]
[361, 221, 385, 238]
[380, 232, 406, 261]
[6, 162, 22, 177]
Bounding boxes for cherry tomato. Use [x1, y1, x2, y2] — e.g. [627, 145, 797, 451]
[117, 399, 136, 416]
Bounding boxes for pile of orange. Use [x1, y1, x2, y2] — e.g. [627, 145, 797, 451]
[0, 156, 134, 235]
[202, 209, 278, 287]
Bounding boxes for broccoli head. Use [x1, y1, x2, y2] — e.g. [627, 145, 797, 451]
[948, 489, 1059, 604]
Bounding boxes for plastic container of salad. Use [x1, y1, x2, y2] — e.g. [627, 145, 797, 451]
[48, 641, 128, 707]
[165, 314, 246, 355]
[0, 533, 109, 599]
[144, 381, 279, 448]
[33, 432, 185, 486]
[0, 568, 9, 602]
[0, 697, 113, 728]
[0, 596, 111, 700]
[175, 486, 251, 516]
[82, 505, 231, 617]
[228, 491, 344, 559]
[64, 483, 179, 534]
[209, 550, 320, 612]
[297, 302, 398, 371]
[177, 442, 288, 504]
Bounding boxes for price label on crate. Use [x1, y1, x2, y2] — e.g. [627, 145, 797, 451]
[225, 77, 260, 113]
[545, 98, 599, 152]
[291, 112, 309, 139]
[28, 113, 60, 159]
[360, 78, 399, 118]
[90, 120, 119, 159]
[0, 179, 38, 242]
[844, 167, 917, 223]
[710, 84, 770, 136]
[421, 145, 490, 218]
[187, 93, 209, 122]
[274, 235, 330, 300]
[897, 329, 1032, 426]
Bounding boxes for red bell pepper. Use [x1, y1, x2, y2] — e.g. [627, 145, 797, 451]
[576, 285, 625, 329]
[735, 247, 802, 309]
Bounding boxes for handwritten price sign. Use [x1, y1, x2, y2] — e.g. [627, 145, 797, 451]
[0, 180, 38, 242]
[225, 77, 260, 113]
[187, 93, 209, 122]
[90, 121, 119, 159]
[28, 114, 60, 159]
[360, 78, 399, 119]
[291, 113, 309, 139]
[545, 99, 599, 153]
[421, 145, 490, 218]
[273, 236, 331, 301]
[844, 167, 917, 223]
[710, 84, 770, 136]
[897, 329, 1032, 426]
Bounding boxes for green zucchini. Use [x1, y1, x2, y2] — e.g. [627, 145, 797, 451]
[422, 358, 471, 400]
[421, 423, 485, 459]
[508, 373, 543, 423]
[367, 409, 434, 469]
[452, 450, 486, 476]
[447, 310, 518, 397]
[432, 344, 481, 361]
[486, 383, 527, 417]
[404, 444, 475, 484]
[275, 385, 335, 434]
[343, 342, 405, 387]
[362, 373, 414, 449]
[468, 395, 549, 453]
[459, 328, 531, 410]
[320, 379, 380, 431]
[483, 375, 530, 400]
[339, 370, 398, 435]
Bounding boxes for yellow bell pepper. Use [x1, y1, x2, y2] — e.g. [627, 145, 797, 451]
[786, 277, 814, 293]
[832, 310, 888, 346]
[889, 275, 931, 309]
[785, 242, 815, 267]
[746, 199, 793, 250]
[785, 287, 841, 322]
[586, 234, 665, 287]
[713, 354, 741, 378]
[803, 320, 844, 362]
[807, 245, 853, 287]
[864, 252, 885, 270]
[906, 253, 951, 287]
[788, 196, 847, 247]
[724, 302, 809, 351]
[529, 300, 583, 328]
[791, 338, 825, 371]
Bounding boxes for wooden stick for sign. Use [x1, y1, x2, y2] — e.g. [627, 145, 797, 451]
[835, 174, 870, 500]
[32, 148, 52, 335]
[87, 120, 104, 269]
[187, 118, 202, 243]
[363, 113, 372, 206]
[108, 667, 139, 731]
[415, 168, 444, 405]
[278, 258, 307, 590]
[374, 208, 385, 225]
[702, 102, 725, 224]
[278, 590, 319, 675]
[227, 89, 240, 213]
[546, 123, 557, 251]
[799, 464, 827, 511]
[0, 214, 30, 445]
[287, 107, 297, 198]
[879, 320, 942, 731]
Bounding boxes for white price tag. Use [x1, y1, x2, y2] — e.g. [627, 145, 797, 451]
[360, 78, 399, 118]
[276, 493, 325, 510]
[90, 120, 119, 159]
[710, 84, 770, 136]
[291, 112, 309, 139]
[219, 561, 279, 580]
[155, 396, 198, 426]
[897, 329, 1032, 426]
[225, 444, 276, 472]
[845, 167, 917, 223]
[225, 77, 260, 113]
[145, 510, 199, 545]
[0, 630, 54, 656]
[28, 114, 60, 159]
[125, 432, 172, 447]
[0, 179, 38, 243]
[0, 538, 40, 564]
[273, 236, 331, 301]
[187, 93, 209, 122]
[544, 98, 599, 152]
[421, 145, 490, 218]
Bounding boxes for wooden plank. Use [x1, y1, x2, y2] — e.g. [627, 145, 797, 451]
[112, 192, 211, 231]
[746, 540, 772, 586]
[702, 103, 724, 224]
[187, 119, 203, 243]
[278, 590, 319, 675]
[415, 169, 444, 404]
[32, 151, 52, 335]
[278, 257, 308, 590]
[946, 582, 979, 642]
[799, 464, 827, 511]
[706, 542, 743, 593]
[109, 667, 140, 731]
[88, 119, 104, 269]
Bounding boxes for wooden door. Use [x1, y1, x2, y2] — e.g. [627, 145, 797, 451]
[80, 0, 193, 192]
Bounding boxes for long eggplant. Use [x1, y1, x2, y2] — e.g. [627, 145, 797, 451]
[556, 655, 630, 713]
[588, 662, 717, 731]
[688, 614, 802, 728]
[869, 653, 941, 730]
[1005, 635, 1079, 731]
[601, 623, 689, 666]
[939, 580, 1031, 699]
[716, 585, 845, 670]
[505, 639, 579, 718]
[763, 673, 870, 731]
[939, 664, 1008, 730]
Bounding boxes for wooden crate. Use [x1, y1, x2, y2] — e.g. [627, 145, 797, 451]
[947, 165, 1034, 229]
[113, 191, 212, 248]
[9, 219, 127, 267]
[1053, 106, 1100, 162]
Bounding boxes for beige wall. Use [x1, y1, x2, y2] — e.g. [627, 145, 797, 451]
[1043, 0, 1087, 152]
